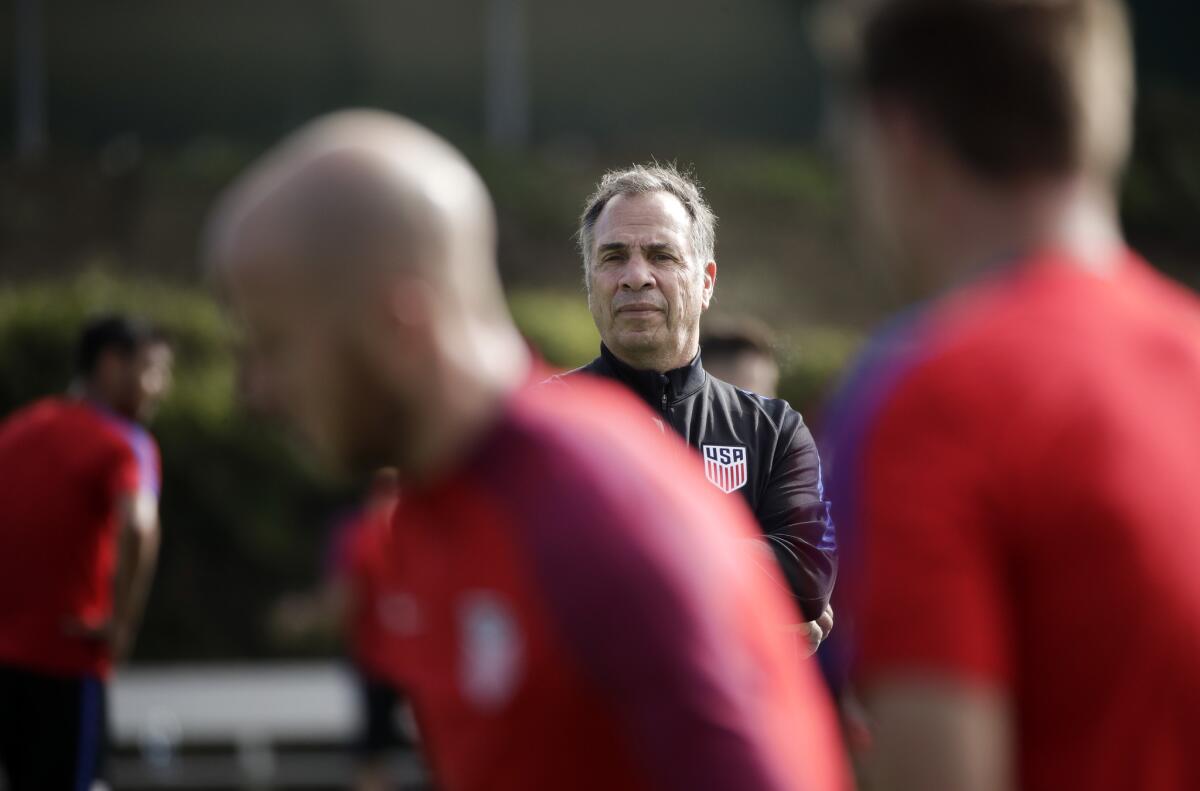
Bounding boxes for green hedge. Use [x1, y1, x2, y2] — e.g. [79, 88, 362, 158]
[509, 287, 862, 426]
[0, 271, 859, 659]
[0, 270, 347, 660]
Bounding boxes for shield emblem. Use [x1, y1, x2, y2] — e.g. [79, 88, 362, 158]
[458, 591, 523, 711]
[701, 445, 748, 494]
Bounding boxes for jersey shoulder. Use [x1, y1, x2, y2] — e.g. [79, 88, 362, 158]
[478, 380, 756, 544]
[704, 374, 806, 440]
[0, 397, 125, 455]
[896, 253, 1200, 408]
[544, 356, 608, 386]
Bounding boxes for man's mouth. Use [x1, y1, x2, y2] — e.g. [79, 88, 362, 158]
[616, 304, 662, 316]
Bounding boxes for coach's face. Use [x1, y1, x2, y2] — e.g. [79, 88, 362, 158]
[587, 191, 716, 372]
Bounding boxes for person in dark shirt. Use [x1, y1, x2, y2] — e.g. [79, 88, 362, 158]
[701, 316, 781, 398]
[207, 110, 848, 791]
[559, 164, 836, 646]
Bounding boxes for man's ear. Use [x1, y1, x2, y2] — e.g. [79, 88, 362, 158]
[874, 100, 940, 194]
[385, 274, 436, 333]
[701, 260, 717, 310]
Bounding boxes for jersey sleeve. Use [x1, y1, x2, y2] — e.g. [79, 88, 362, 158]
[107, 444, 142, 498]
[494, 429, 798, 791]
[106, 428, 160, 501]
[852, 356, 1015, 688]
[755, 413, 837, 621]
[323, 512, 363, 581]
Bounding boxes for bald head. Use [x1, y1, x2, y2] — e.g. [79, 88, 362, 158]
[208, 110, 527, 476]
[209, 110, 500, 308]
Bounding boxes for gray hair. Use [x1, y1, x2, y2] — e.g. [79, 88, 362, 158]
[577, 163, 717, 276]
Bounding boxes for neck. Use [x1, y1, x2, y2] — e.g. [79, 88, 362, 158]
[923, 177, 1124, 292]
[71, 380, 129, 420]
[397, 318, 531, 484]
[608, 338, 698, 374]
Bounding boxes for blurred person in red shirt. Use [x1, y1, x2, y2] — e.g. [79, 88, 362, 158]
[0, 315, 171, 791]
[208, 110, 848, 791]
[330, 470, 411, 791]
[273, 468, 409, 791]
[825, 1, 1200, 789]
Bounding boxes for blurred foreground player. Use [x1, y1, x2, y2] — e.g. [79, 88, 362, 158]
[0, 315, 171, 791]
[208, 110, 847, 791]
[828, 1, 1200, 789]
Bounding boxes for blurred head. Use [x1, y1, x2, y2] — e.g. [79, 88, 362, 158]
[849, 0, 1134, 283]
[76, 315, 173, 423]
[579, 164, 718, 372]
[701, 317, 780, 397]
[206, 110, 514, 476]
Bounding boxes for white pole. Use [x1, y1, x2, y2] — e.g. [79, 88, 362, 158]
[485, 0, 530, 149]
[15, 0, 47, 162]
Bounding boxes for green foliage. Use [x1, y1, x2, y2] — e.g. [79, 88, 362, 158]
[506, 286, 862, 425]
[0, 270, 858, 659]
[0, 270, 346, 660]
[775, 326, 863, 428]
[508, 289, 600, 370]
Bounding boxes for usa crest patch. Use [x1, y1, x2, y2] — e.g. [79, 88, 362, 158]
[702, 445, 747, 494]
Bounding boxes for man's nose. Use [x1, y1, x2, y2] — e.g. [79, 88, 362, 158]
[618, 254, 655, 291]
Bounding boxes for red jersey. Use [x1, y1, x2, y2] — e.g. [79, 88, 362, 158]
[0, 398, 160, 678]
[830, 249, 1200, 790]
[328, 490, 404, 682]
[386, 376, 847, 791]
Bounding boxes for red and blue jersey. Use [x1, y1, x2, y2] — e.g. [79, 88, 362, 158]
[827, 248, 1200, 791]
[0, 398, 160, 678]
[384, 376, 847, 791]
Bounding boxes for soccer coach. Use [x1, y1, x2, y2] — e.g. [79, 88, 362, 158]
[561, 164, 836, 644]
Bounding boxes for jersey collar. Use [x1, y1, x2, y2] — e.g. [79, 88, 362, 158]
[597, 343, 707, 407]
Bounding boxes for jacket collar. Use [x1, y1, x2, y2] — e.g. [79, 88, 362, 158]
[597, 343, 707, 407]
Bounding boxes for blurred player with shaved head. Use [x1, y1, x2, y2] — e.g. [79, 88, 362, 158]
[826, 1, 1200, 789]
[207, 110, 847, 791]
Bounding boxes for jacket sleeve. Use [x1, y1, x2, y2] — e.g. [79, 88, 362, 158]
[756, 414, 837, 622]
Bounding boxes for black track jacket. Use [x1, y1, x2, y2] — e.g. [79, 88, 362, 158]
[560, 344, 837, 621]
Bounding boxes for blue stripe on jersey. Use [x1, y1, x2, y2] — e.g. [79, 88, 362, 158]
[817, 304, 937, 692]
[90, 404, 160, 497]
[822, 303, 937, 560]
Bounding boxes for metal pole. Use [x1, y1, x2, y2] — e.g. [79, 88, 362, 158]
[485, 0, 530, 149]
[15, 0, 47, 162]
